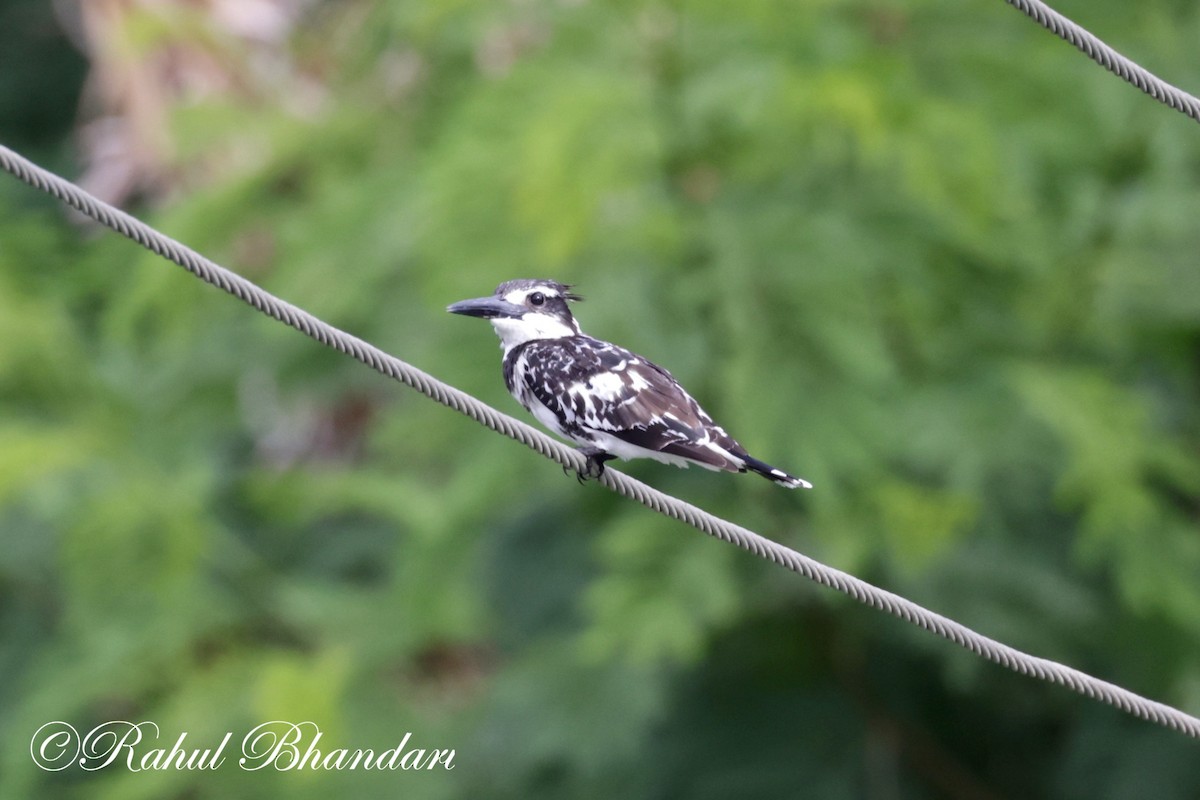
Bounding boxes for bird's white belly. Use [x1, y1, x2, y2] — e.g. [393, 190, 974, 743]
[527, 395, 571, 440]
[585, 431, 708, 470]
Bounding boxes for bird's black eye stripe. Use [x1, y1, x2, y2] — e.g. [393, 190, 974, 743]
[529, 292, 546, 306]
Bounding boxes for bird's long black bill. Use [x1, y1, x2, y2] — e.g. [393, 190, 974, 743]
[446, 296, 525, 319]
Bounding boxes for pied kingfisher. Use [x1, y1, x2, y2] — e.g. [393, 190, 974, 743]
[448, 279, 811, 489]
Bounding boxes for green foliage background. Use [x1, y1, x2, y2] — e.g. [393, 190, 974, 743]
[2, 0, 1200, 796]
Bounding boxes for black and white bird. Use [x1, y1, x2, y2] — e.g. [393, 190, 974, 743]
[448, 279, 811, 489]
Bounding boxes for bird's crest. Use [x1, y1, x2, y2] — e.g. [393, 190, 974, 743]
[495, 278, 582, 303]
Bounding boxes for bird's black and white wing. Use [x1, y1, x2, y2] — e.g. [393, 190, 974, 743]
[507, 336, 751, 472]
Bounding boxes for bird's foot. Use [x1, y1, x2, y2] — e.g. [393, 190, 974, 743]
[571, 447, 614, 484]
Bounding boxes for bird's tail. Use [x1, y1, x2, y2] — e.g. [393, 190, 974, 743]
[740, 455, 813, 489]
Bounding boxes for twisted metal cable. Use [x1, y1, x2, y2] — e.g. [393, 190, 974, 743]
[1004, 0, 1200, 124]
[2, 141, 1199, 738]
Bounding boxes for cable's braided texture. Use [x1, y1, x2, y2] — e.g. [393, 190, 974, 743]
[3, 142, 1197, 737]
[1004, 0, 1200, 123]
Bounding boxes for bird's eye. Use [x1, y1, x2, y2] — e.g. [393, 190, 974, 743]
[529, 292, 545, 306]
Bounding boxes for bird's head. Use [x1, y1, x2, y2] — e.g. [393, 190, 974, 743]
[448, 279, 583, 351]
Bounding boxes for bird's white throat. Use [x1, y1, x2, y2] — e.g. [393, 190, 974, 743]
[491, 313, 578, 354]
